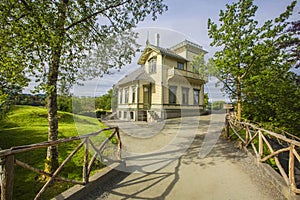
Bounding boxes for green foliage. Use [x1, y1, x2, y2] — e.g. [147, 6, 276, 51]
[72, 96, 95, 114]
[56, 92, 113, 115]
[243, 70, 300, 134]
[60, 89, 115, 117]
[15, 94, 46, 107]
[1, 0, 168, 171]
[191, 53, 218, 85]
[95, 89, 113, 111]
[57, 95, 72, 113]
[0, 1, 31, 119]
[0, 66, 29, 119]
[96, 110, 107, 118]
[204, 93, 209, 107]
[211, 101, 225, 110]
[279, 12, 300, 68]
[208, 0, 296, 120]
[1, 0, 168, 93]
[0, 105, 115, 199]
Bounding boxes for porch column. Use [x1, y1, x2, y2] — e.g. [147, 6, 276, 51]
[199, 84, 204, 106]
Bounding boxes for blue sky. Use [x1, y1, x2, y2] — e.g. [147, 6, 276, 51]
[25, 0, 299, 100]
[138, 0, 299, 55]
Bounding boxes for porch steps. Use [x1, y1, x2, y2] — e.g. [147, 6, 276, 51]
[147, 110, 161, 122]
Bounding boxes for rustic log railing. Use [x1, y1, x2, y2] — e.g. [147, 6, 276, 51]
[225, 114, 300, 195]
[0, 127, 122, 200]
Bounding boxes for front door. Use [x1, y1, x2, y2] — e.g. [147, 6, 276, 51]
[143, 85, 151, 110]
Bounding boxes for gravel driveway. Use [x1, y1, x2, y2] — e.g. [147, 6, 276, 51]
[83, 113, 285, 200]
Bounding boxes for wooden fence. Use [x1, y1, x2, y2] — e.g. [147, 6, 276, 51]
[225, 114, 300, 195]
[0, 127, 121, 200]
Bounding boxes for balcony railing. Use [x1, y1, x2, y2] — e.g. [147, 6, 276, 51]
[168, 67, 208, 82]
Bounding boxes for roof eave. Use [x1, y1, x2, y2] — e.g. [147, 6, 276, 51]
[137, 45, 160, 65]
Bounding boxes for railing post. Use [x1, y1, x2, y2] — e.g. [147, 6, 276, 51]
[258, 131, 263, 160]
[225, 115, 229, 138]
[116, 127, 122, 160]
[83, 138, 89, 184]
[1, 155, 14, 200]
[289, 145, 296, 194]
[245, 125, 249, 144]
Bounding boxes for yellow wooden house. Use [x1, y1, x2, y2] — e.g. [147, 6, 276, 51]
[115, 34, 207, 121]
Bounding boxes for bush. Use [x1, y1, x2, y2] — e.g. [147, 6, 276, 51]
[57, 96, 72, 113]
[96, 110, 107, 118]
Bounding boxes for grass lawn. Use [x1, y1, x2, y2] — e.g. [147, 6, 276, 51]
[0, 105, 115, 199]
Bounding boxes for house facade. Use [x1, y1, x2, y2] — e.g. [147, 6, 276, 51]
[115, 35, 208, 121]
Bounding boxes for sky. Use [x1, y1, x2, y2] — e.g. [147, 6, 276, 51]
[24, 0, 300, 101]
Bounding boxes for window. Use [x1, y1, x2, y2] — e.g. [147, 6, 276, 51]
[124, 111, 127, 119]
[118, 111, 122, 118]
[119, 89, 123, 104]
[182, 87, 189, 105]
[177, 62, 184, 70]
[130, 112, 134, 120]
[149, 58, 156, 73]
[169, 86, 177, 104]
[132, 86, 136, 103]
[125, 88, 129, 103]
[193, 89, 200, 105]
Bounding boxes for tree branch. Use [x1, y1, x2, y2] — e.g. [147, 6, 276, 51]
[103, 12, 118, 31]
[65, 0, 131, 31]
[241, 57, 256, 79]
[20, 0, 31, 10]
[214, 75, 238, 96]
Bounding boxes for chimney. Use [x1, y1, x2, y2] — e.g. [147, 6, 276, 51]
[155, 33, 160, 47]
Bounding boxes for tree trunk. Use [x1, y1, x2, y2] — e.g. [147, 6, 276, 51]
[237, 76, 242, 121]
[44, 63, 59, 174]
[44, 0, 68, 175]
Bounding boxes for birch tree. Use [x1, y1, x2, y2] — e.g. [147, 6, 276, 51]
[1, 0, 168, 174]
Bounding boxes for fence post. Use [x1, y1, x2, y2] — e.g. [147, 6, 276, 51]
[289, 145, 296, 194]
[83, 138, 89, 184]
[116, 127, 122, 160]
[245, 126, 249, 144]
[225, 115, 229, 138]
[258, 131, 263, 160]
[1, 155, 14, 200]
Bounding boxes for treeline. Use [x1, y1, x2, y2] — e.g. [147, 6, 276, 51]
[16, 94, 46, 106]
[14, 89, 115, 118]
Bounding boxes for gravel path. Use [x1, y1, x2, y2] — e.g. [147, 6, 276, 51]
[82, 114, 285, 200]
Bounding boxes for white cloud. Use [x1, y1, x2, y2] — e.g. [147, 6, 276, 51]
[23, 0, 299, 98]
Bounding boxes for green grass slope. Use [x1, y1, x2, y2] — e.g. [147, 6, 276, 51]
[0, 105, 113, 199]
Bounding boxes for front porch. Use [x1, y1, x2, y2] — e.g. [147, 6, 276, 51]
[117, 103, 206, 122]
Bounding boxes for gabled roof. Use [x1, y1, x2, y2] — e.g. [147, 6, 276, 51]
[138, 44, 189, 65]
[116, 67, 154, 86]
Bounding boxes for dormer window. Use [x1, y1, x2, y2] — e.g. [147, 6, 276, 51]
[177, 62, 184, 70]
[149, 58, 157, 73]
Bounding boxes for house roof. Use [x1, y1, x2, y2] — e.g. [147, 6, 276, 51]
[116, 67, 154, 86]
[138, 44, 189, 64]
